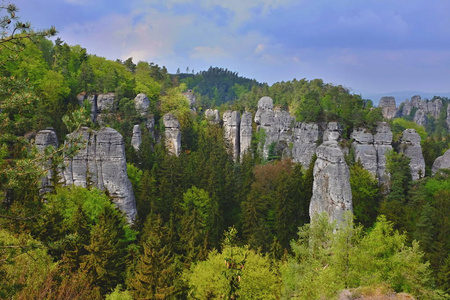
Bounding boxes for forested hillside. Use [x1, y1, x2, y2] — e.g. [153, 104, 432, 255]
[1, 4, 450, 299]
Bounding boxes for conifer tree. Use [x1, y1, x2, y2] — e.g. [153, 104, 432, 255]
[128, 213, 177, 299]
[81, 206, 128, 295]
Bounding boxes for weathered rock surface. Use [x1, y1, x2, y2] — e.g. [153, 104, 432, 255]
[310, 127, 352, 223]
[379, 96, 397, 119]
[400, 99, 413, 117]
[400, 129, 425, 181]
[97, 93, 116, 112]
[131, 125, 142, 151]
[163, 113, 181, 156]
[223, 110, 241, 161]
[134, 93, 150, 115]
[413, 109, 427, 126]
[374, 122, 393, 185]
[182, 91, 196, 110]
[432, 149, 450, 175]
[146, 115, 155, 140]
[205, 109, 220, 124]
[86, 94, 97, 122]
[240, 111, 252, 159]
[62, 127, 137, 222]
[351, 128, 377, 176]
[35, 128, 59, 193]
[254, 97, 295, 159]
[291, 122, 320, 167]
[428, 98, 443, 118]
[77, 92, 87, 106]
[323, 122, 342, 142]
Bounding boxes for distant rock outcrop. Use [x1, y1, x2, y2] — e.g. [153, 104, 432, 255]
[400, 129, 425, 181]
[351, 128, 377, 176]
[379, 96, 397, 119]
[223, 111, 241, 161]
[432, 149, 450, 175]
[413, 109, 427, 127]
[35, 128, 59, 193]
[205, 109, 220, 124]
[182, 91, 196, 111]
[310, 123, 353, 223]
[291, 122, 320, 167]
[163, 113, 181, 156]
[240, 111, 253, 160]
[131, 125, 142, 151]
[134, 93, 150, 115]
[254, 97, 295, 159]
[447, 105, 450, 130]
[62, 127, 137, 222]
[374, 122, 393, 185]
[395, 95, 446, 128]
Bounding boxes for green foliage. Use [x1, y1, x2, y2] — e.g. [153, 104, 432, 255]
[392, 118, 427, 142]
[350, 162, 381, 227]
[105, 286, 133, 300]
[282, 214, 441, 299]
[186, 244, 280, 299]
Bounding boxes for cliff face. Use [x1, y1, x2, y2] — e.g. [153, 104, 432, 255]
[35, 128, 59, 194]
[394, 95, 448, 129]
[291, 122, 320, 167]
[240, 111, 253, 160]
[373, 122, 393, 185]
[351, 128, 377, 176]
[379, 96, 397, 120]
[62, 127, 137, 222]
[163, 113, 181, 156]
[310, 123, 353, 223]
[432, 149, 450, 175]
[131, 124, 142, 151]
[205, 109, 220, 124]
[223, 111, 241, 161]
[400, 129, 425, 181]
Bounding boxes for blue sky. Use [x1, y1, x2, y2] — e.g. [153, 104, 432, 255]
[13, 0, 450, 98]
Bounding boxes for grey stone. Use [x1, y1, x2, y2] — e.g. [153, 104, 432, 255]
[146, 115, 155, 140]
[374, 122, 393, 185]
[401, 99, 413, 117]
[427, 98, 443, 118]
[62, 127, 137, 222]
[86, 94, 97, 122]
[413, 109, 427, 127]
[351, 128, 377, 176]
[240, 111, 253, 159]
[291, 122, 320, 168]
[411, 95, 422, 108]
[400, 129, 425, 181]
[223, 111, 241, 161]
[310, 139, 353, 223]
[77, 93, 87, 106]
[323, 122, 342, 142]
[432, 149, 450, 175]
[163, 113, 181, 156]
[97, 93, 116, 112]
[131, 125, 142, 151]
[379, 96, 397, 119]
[134, 93, 150, 115]
[205, 109, 220, 124]
[35, 128, 59, 193]
[182, 91, 196, 109]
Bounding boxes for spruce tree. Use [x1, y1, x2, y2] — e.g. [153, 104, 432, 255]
[81, 205, 128, 295]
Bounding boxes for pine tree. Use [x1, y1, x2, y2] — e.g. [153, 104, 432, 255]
[128, 213, 177, 299]
[81, 206, 128, 295]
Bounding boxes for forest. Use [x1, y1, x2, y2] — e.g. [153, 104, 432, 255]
[1, 4, 450, 300]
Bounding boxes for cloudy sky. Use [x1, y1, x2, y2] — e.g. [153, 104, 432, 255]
[13, 0, 450, 98]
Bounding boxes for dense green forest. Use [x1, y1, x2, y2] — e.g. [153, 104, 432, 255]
[1, 4, 450, 299]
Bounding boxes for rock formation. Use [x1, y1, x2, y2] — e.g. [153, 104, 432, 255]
[97, 93, 115, 112]
[134, 93, 150, 115]
[413, 109, 427, 127]
[240, 111, 252, 160]
[400, 99, 412, 117]
[379, 96, 397, 119]
[309, 123, 353, 223]
[131, 125, 142, 151]
[146, 115, 156, 140]
[86, 94, 97, 122]
[182, 91, 196, 110]
[291, 122, 320, 167]
[205, 109, 220, 124]
[62, 127, 137, 222]
[35, 128, 59, 193]
[254, 97, 295, 159]
[373, 122, 393, 185]
[163, 113, 181, 156]
[428, 98, 443, 118]
[351, 128, 377, 176]
[223, 110, 241, 161]
[400, 129, 425, 181]
[432, 149, 450, 175]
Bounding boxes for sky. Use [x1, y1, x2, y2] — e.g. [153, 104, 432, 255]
[12, 0, 450, 99]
